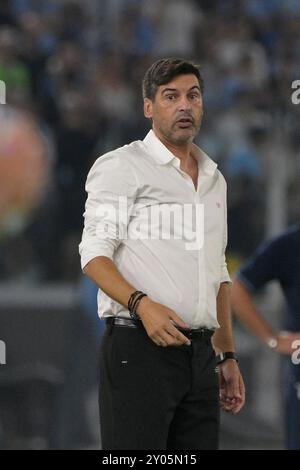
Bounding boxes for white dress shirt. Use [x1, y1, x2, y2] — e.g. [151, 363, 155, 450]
[79, 129, 231, 329]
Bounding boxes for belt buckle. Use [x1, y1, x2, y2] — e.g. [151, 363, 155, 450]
[192, 328, 206, 340]
[186, 329, 193, 340]
[199, 328, 205, 338]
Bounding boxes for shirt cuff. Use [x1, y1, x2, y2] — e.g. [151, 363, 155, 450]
[220, 266, 232, 284]
[79, 239, 118, 270]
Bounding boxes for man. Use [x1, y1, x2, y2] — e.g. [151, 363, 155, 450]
[231, 225, 300, 449]
[79, 57, 245, 450]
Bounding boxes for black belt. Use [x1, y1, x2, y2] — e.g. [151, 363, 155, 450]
[105, 317, 215, 341]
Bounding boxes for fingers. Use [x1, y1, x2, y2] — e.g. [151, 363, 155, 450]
[140, 304, 191, 347]
[170, 312, 190, 330]
[153, 327, 191, 347]
[167, 323, 191, 346]
[219, 393, 242, 413]
[219, 371, 246, 414]
[219, 385, 239, 412]
[233, 374, 246, 413]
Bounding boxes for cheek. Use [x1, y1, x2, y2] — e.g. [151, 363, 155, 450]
[195, 109, 203, 123]
[154, 108, 173, 126]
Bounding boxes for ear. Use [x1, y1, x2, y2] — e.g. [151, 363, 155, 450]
[144, 98, 153, 119]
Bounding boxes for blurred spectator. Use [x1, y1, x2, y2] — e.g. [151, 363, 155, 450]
[53, 90, 100, 280]
[0, 0, 299, 284]
[158, 0, 202, 56]
[51, 276, 104, 449]
[0, 27, 31, 101]
[0, 0, 18, 28]
[231, 224, 300, 449]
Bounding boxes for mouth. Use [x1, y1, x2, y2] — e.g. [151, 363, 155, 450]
[176, 117, 194, 128]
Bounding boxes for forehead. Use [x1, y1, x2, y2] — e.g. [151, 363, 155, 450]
[158, 74, 200, 93]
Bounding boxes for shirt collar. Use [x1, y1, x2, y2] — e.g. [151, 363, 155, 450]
[143, 129, 217, 176]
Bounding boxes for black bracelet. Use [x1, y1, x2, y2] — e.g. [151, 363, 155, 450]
[216, 351, 238, 365]
[128, 290, 144, 312]
[131, 293, 146, 313]
[128, 291, 147, 320]
[132, 294, 147, 319]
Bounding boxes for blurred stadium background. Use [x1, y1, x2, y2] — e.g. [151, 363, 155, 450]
[0, 0, 299, 449]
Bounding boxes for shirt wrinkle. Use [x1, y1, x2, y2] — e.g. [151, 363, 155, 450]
[79, 129, 231, 329]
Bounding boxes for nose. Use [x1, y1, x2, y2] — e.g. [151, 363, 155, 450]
[178, 95, 191, 111]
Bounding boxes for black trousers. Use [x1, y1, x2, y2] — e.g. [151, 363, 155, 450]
[98, 323, 220, 450]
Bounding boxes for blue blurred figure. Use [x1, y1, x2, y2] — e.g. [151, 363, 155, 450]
[51, 276, 104, 449]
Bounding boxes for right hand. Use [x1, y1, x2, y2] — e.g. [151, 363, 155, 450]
[276, 331, 300, 355]
[136, 297, 191, 347]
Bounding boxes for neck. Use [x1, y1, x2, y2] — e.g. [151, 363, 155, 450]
[153, 128, 193, 164]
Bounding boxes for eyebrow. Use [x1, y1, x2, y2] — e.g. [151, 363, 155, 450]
[161, 85, 201, 94]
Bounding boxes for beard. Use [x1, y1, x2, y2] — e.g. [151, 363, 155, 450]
[167, 116, 202, 143]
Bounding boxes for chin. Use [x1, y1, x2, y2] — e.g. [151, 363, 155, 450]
[175, 131, 196, 142]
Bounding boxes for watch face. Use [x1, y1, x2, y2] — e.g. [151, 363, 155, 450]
[267, 338, 278, 349]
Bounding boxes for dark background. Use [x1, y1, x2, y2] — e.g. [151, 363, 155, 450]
[1, 0, 300, 449]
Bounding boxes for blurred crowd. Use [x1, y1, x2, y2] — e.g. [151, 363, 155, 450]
[0, 0, 300, 282]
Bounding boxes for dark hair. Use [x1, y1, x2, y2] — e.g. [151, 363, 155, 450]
[142, 57, 204, 100]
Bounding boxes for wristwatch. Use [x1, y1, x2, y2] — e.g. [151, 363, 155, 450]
[216, 351, 238, 365]
[266, 337, 278, 349]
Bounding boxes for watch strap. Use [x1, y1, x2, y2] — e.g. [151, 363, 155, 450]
[216, 351, 238, 365]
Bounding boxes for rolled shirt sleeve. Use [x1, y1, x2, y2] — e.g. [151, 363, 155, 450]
[79, 152, 138, 270]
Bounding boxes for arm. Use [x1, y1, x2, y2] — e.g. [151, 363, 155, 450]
[84, 255, 137, 311]
[212, 282, 236, 354]
[231, 278, 274, 343]
[83, 256, 191, 347]
[231, 278, 300, 354]
[212, 282, 245, 414]
[80, 155, 190, 348]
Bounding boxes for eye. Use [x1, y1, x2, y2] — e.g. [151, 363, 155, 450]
[166, 94, 176, 100]
[189, 93, 200, 100]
